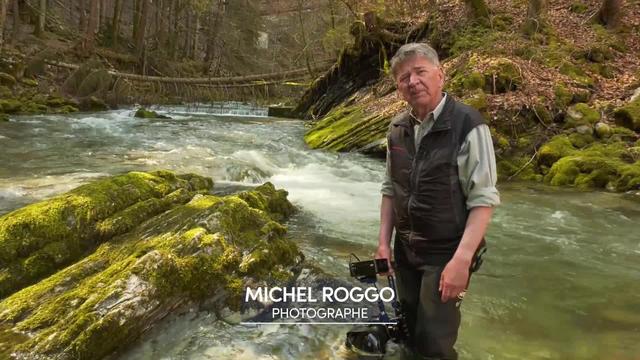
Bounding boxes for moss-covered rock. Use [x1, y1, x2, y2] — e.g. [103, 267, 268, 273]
[79, 96, 109, 111]
[554, 84, 573, 108]
[0, 178, 300, 359]
[0, 114, 9, 122]
[0, 85, 13, 98]
[559, 61, 594, 88]
[0, 72, 16, 87]
[538, 135, 576, 167]
[614, 98, 640, 131]
[483, 58, 522, 94]
[594, 122, 612, 139]
[565, 103, 600, 128]
[134, 107, 172, 119]
[19, 78, 38, 87]
[303, 101, 394, 156]
[0, 99, 22, 114]
[461, 89, 487, 111]
[0, 170, 213, 298]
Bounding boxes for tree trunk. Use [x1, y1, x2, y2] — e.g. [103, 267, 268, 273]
[593, 0, 622, 29]
[191, 12, 199, 60]
[34, 0, 45, 37]
[111, 0, 122, 47]
[9, 0, 17, 44]
[462, 0, 490, 21]
[135, 0, 150, 59]
[170, 0, 180, 59]
[133, 0, 141, 41]
[205, 0, 224, 64]
[79, 0, 86, 32]
[522, 0, 546, 37]
[0, 0, 8, 49]
[84, 0, 99, 51]
[297, 0, 313, 77]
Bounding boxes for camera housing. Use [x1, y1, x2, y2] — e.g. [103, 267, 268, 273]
[349, 258, 389, 280]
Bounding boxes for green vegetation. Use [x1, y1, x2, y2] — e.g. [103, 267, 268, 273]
[0, 174, 299, 359]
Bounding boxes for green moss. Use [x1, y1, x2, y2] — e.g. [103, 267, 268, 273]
[559, 61, 594, 88]
[570, 3, 588, 13]
[613, 98, 640, 131]
[538, 135, 576, 167]
[19, 78, 38, 87]
[0, 99, 22, 114]
[497, 156, 542, 182]
[483, 58, 522, 93]
[0, 180, 300, 358]
[546, 155, 618, 189]
[554, 84, 573, 108]
[134, 107, 171, 119]
[565, 103, 600, 128]
[0, 72, 16, 87]
[461, 89, 487, 111]
[0, 171, 212, 298]
[462, 72, 485, 90]
[568, 133, 595, 148]
[0, 85, 12, 98]
[303, 102, 390, 155]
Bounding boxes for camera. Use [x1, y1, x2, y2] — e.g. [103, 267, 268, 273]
[345, 255, 409, 357]
[349, 258, 389, 281]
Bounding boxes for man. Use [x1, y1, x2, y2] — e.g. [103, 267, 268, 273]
[376, 43, 500, 359]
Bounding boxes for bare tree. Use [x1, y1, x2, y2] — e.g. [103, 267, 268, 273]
[592, 0, 623, 29]
[135, 0, 150, 59]
[463, 0, 490, 21]
[111, 0, 123, 47]
[84, 0, 100, 51]
[34, 0, 46, 37]
[10, 0, 18, 44]
[522, 0, 546, 37]
[0, 0, 8, 49]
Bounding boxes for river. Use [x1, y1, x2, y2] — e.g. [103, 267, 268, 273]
[0, 106, 638, 360]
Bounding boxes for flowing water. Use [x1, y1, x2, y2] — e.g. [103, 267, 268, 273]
[0, 107, 639, 360]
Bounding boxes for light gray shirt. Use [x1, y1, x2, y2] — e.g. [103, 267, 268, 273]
[381, 94, 500, 209]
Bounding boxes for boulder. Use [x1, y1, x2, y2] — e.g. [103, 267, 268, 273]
[614, 97, 640, 132]
[0, 171, 300, 359]
[0, 72, 16, 87]
[594, 122, 612, 138]
[134, 107, 172, 119]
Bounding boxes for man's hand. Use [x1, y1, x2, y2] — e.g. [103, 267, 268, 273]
[375, 244, 394, 275]
[439, 257, 470, 303]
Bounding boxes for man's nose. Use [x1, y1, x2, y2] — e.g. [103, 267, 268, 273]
[408, 73, 420, 86]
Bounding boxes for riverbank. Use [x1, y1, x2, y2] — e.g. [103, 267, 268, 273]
[298, 1, 640, 194]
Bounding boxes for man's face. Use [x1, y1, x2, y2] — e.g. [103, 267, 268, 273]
[394, 55, 444, 114]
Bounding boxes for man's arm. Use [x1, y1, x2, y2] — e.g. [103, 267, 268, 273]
[439, 206, 492, 301]
[376, 141, 395, 272]
[439, 124, 500, 302]
[376, 195, 395, 272]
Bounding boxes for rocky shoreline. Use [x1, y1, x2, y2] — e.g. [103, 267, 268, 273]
[0, 171, 302, 359]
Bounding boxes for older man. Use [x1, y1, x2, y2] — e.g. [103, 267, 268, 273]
[376, 43, 500, 359]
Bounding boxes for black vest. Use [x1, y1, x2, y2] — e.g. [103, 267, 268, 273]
[387, 96, 484, 267]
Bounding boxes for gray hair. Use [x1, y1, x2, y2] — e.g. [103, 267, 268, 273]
[390, 43, 440, 79]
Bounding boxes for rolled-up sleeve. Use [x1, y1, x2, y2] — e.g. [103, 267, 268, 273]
[458, 124, 500, 209]
[381, 138, 395, 196]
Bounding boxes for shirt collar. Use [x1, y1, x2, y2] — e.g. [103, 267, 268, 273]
[409, 92, 447, 124]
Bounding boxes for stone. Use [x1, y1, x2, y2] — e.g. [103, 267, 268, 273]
[0, 72, 16, 87]
[134, 107, 172, 119]
[0, 171, 301, 359]
[614, 97, 640, 132]
[594, 122, 612, 138]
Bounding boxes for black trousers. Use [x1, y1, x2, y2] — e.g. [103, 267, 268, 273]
[395, 263, 462, 360]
